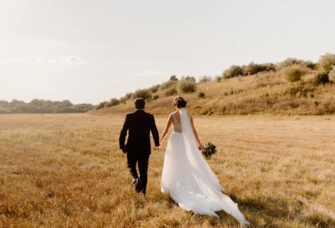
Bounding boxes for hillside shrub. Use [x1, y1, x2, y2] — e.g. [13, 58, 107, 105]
[318, 53, 335, 74]
[242, 62, 276, 75]
[132, 89, 152, 100]
[153, 95, 159, 100]
[281, 65, 308, 82]
[160, 80, 177, 90]
[198, 75, 212, 83]
[119, 96, 127, 103]
[95, 101, 108, 110]
[105, 98, 120, 107]
[148, 84, 160, 93]
[180, 76, 196, 82]
[178, 80, 196, 93]
[242, 62, 261, 75]
[125, 92, 133, 99]
[164, 88, 177, 97]
[222, 65, 243, 79]
[261, 62, 277, 72]
[198, 92, 205, 98]
[169, 75, 178, 81]
[284, 82, 314, 98]
[329, 66, 335, 82]
[314, 73, 329, 85]
[214, 75, 222, 82]
[276, 58, 316, 71]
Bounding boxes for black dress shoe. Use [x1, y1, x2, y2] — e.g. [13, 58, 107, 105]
[134, 179, 142, 193]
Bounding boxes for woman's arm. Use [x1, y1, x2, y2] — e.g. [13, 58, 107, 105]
[190, 116, 206, 151]
[158, 114, 173, 148]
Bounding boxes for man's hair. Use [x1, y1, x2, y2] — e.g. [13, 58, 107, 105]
[134, 98, 145, 109]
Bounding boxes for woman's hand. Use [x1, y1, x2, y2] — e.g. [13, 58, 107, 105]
[156, 142, 162, 150]
[200, 144, 206, 151]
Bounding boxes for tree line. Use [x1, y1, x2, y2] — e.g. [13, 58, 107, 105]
[0, 99, 93, 114]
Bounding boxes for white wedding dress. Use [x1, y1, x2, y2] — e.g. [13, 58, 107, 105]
[161, 108, 249, 227]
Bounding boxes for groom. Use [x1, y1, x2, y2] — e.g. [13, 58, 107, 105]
[119, 98, 160, 195]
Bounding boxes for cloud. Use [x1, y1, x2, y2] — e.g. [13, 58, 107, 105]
[135, 70, 170, 77]
[8, 56, 87, 64]
[61, 56, 87, 65]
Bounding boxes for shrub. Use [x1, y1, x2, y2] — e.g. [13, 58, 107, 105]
[329, 66, 335, 82]
[164, 88, 177, 97]
[132, 89, 152, 100]
[214, 75, 222, 82]
[242, 62, 261, 75]
[180, 76, 196, 82]
[281, 65, 308, 82]
[119, 96, 127, 103]
[242, 62, 276, 75]
[318, 53, 335, 74]
[148, 84, 160, 93]
[105, 98, 120, 107]
[198, 92, 205, 98]
[95, 101, 108, 110]
[153, 95, 159, 100]
[284, 82, 314, 97]
[125, 92, 133, 99]
[178, 80, 196, 93]
[261, 62, 277, 72]
[198, 75, 212, 83]
[169, 75, 178, 81]
[222, 65, 243, 79]
[276, 58, 316, 71]
[314, 73, 329, 85]
[160, 80, 177, 90]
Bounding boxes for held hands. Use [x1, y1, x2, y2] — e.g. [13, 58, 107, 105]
[121, 148, 127, 154]
[156, 142, 162, 150]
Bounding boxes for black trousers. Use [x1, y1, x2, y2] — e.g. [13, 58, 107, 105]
[127, 153, 150, 193]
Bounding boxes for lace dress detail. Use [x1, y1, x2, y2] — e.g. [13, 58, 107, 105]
[172, 114, 182, 133]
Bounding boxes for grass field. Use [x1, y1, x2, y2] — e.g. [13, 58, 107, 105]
[0, 113, 335, 227]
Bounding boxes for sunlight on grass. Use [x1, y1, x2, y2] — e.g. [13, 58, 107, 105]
[0, 114, 334, 227]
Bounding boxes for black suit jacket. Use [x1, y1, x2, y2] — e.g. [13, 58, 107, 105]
[119, 110, 159, 155]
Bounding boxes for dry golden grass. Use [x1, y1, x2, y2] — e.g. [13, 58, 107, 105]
[92, 71, 335, 116]
[1, 113, 335, 227]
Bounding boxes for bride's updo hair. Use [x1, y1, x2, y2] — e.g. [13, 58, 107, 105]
[173, 96, 187, 108]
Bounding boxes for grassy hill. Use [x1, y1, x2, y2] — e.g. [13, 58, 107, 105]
[89, 70, 335, 116]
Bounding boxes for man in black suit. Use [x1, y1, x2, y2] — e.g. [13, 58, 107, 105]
[119, 98, 160, 195]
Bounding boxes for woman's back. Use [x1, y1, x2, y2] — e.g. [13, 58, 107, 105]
[172, 111, 182, 133]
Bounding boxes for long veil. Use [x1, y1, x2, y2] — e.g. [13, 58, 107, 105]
[179, 108, 250, 227]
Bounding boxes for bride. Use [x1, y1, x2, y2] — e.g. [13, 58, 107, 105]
[158, 96, 249, 227]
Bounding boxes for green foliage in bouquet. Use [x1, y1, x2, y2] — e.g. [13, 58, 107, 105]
[200, 142, 217, 160]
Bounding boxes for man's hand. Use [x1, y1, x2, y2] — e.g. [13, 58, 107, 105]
[121, 148, 127, 154]
[156, 142, 162, 150]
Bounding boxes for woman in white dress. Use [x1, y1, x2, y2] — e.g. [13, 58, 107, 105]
[158, 96, 249, 227]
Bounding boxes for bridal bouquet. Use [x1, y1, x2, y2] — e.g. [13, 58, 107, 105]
[200, 142, 217, 160]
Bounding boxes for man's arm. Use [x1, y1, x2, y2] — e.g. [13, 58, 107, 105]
[119, 115, 129, 152]
[150, 115, 160, 148]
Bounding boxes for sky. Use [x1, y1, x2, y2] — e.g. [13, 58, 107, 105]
[1, 0, 335, 104]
